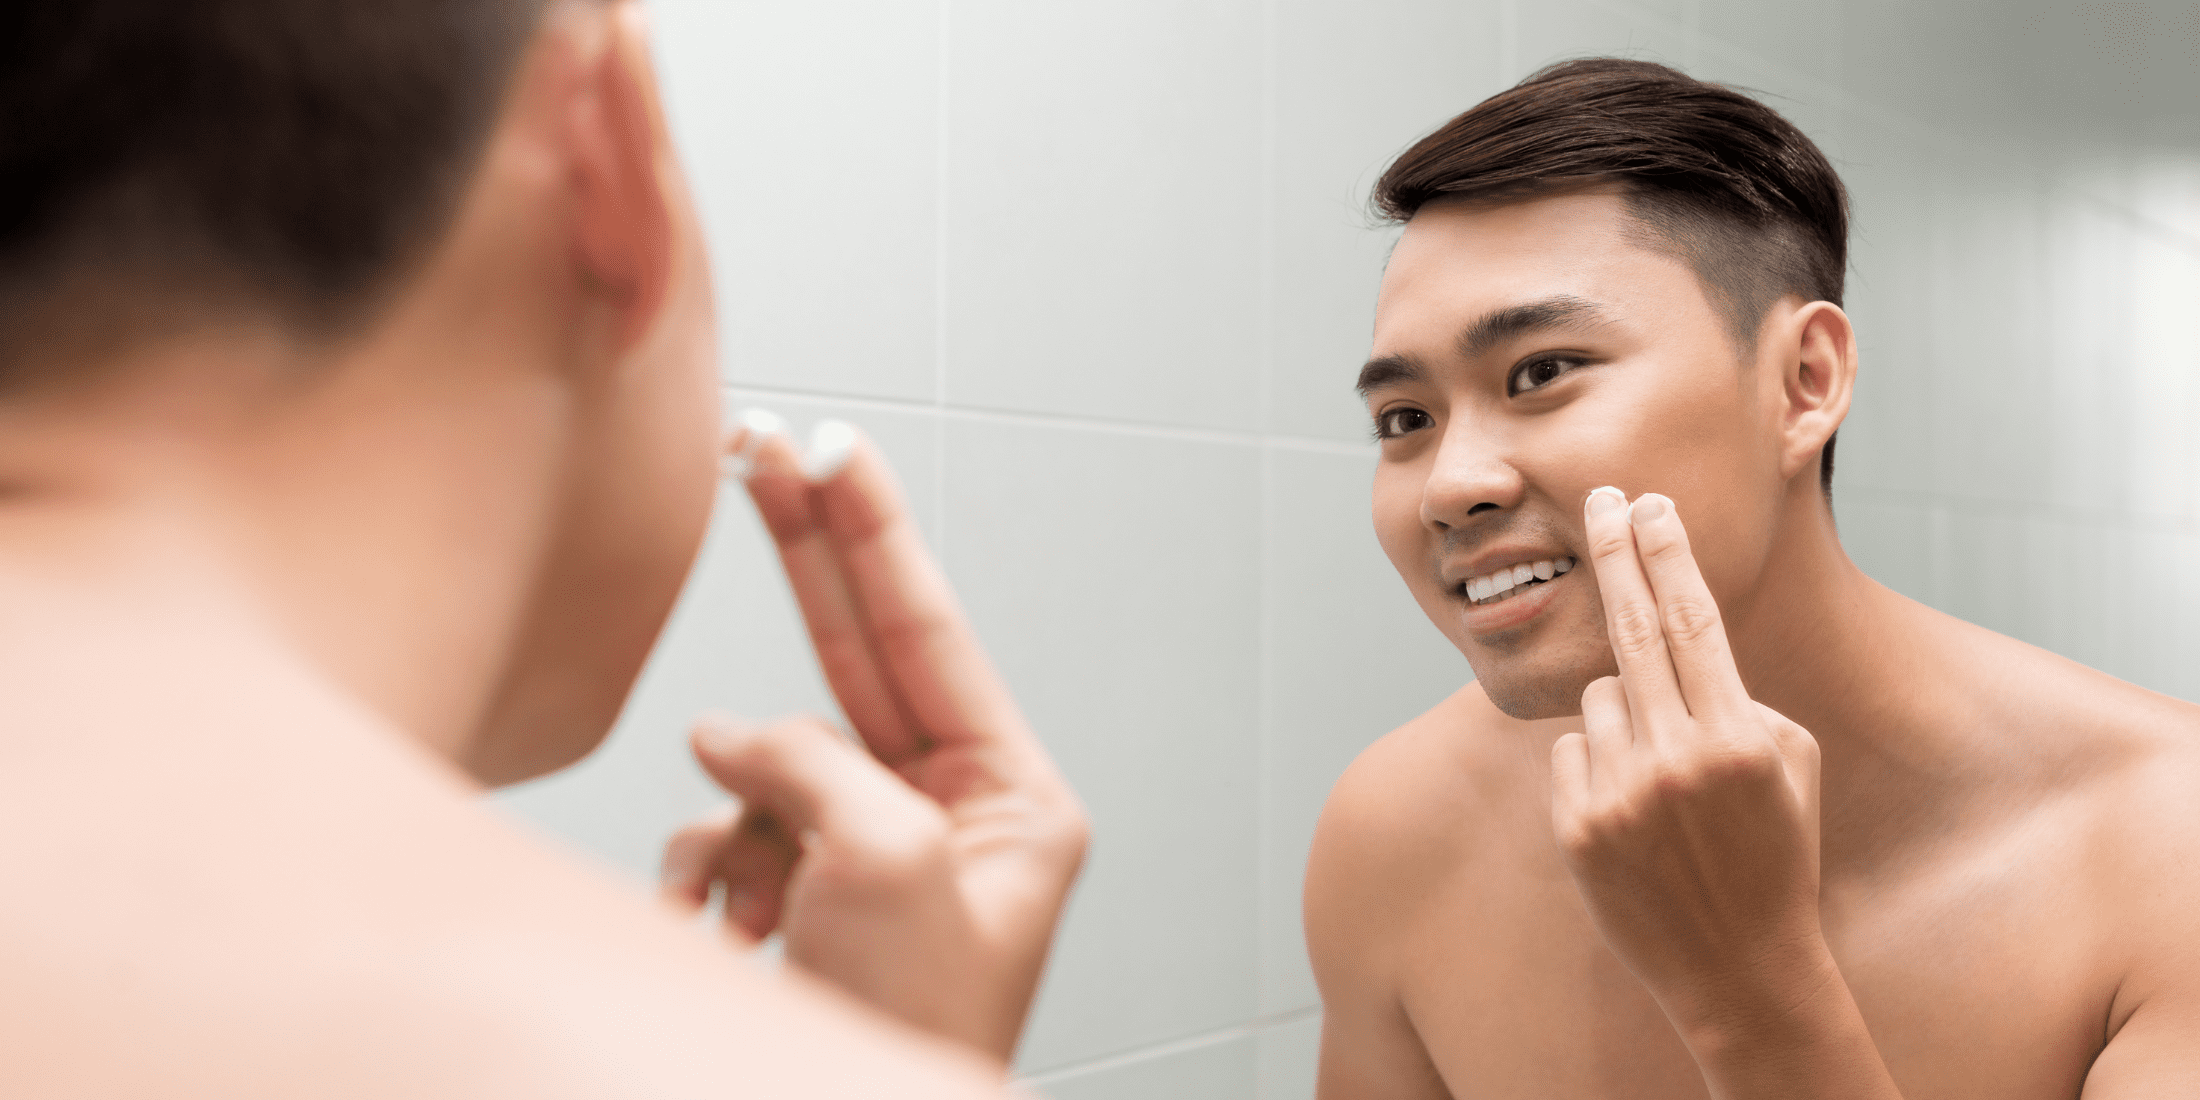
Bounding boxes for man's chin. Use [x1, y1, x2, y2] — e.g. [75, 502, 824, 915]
[1474, 661, 1615, 721]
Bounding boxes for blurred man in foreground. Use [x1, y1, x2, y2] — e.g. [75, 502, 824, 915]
[0, 2, 1084, 1095]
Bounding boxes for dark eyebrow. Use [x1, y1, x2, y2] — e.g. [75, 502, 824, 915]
[1356, 295, 1614, 397]
[1354, 354, 1423, 397]
[1456, 295, 1612, 359]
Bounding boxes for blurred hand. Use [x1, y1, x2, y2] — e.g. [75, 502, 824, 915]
[1550, 488, 1830, 1035]
[661, 415, 1089, 1065]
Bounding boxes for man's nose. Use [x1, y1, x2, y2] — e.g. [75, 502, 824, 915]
[1420, 424, 1524, 530]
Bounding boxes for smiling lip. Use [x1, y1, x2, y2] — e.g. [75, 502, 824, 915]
[1457, 566, 1571, 634]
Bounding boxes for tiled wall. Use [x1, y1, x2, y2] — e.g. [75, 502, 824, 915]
[497, 1, 2200, 1097]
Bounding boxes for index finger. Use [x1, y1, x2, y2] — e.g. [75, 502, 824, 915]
[1623, 494, 1748, 719]
[806, 424, 1041, 767]
[1582, 485, 1686, 732]
[737, 416, 926, 765]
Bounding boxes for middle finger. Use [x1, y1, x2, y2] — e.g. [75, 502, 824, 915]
[1582, 486, 1686, 740]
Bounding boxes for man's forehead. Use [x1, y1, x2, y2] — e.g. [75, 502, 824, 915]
[1374, 191, 1698, 342]
[1385, 189, 1641, 285]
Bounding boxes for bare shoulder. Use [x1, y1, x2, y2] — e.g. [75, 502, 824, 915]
[1304, 682, 1518, 1100]
[1946, 621, 2200, 1002]
[0, 687, 999, 1099]
[1305, 681, 1529, 972]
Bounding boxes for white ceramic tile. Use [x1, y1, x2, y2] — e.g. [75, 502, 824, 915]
[943, 0, 1264, 429]
[1925, 504, 2030, 646]
[2125, 146, 2200, 244]
[1512, 0, 1693, 82]
[1264, 0, 1506, 444]
[2108, 525, 2200, 705]
[1259, 447, 1471, 1014]
[1836, 0, 2025, 138]
[1923, 174, 2056, 509]
[1835, 108, 1939, 499]
[942, 420, 1262, 1071]
[2014, 512, 2128, 680]
[1601, 0, 1691, 33]
[651, 0, 941, 401]
[1694, 0, 1841, 85]
[1031, 1034, 1258, 1100]
[1257, 1013, 1323, 1100]
[1689, 38, 1843, 166]
[1834, 492, 1935, 606]
[495, 399, 942, 879]
[2114, 227, 2200, 525]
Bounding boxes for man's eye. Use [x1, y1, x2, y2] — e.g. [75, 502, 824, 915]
[1374, 408, 1433, 439]
[1509, 356, 1583, 395]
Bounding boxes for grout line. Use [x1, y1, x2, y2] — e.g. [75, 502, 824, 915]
[1254, 0, 1279, 1022]
[722, 383, 1380, 457]
[1838, 485, 2200, 536]
[1015, 1005, 1322, 1088]
[933, 0, 953, 559]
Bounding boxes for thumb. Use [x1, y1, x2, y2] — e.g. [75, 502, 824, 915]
[1754, 702, 1822, 820]
[689, 713, 946, 889]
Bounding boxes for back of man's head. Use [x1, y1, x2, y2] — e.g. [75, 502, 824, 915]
[1374, 58, 1849, 493]
[0, 0, 544, 391]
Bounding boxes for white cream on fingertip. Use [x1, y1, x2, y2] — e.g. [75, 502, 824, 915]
[802, 419, 858, 483]
[719, 408, 789, 481]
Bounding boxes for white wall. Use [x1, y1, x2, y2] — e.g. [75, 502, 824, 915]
[497, 2, 2200, 1097]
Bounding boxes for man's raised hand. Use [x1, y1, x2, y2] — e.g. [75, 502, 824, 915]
[660, 416, 1089, 1065]
[1550, 487, 1832, 1040]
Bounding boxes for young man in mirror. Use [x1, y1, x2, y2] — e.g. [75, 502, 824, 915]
[0, 2, 1085, 1095]
[1308, 59, 2200, 1099]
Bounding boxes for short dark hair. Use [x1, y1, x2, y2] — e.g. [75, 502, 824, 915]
[1373, 58, 1848, 495]
[0, 0, 545, 388]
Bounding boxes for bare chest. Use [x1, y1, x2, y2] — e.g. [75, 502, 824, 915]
[1394, 840, 2112, 1100]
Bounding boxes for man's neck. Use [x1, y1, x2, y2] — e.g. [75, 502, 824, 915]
[1718, 484, 1979, 858]
[0, 335, 557, 772]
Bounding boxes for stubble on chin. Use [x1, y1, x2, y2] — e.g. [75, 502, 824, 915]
[1464, 598, 1617, 721]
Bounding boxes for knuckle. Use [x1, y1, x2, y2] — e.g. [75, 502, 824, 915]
[841, 809, 951, 888]
[1580, 676, 1624, 713]
[1574, 798, 1645, 851]
[1606, 603, 1664, 658]
[1648, 758, 1705, 800]
[1050, 801, 1094, 870]
[1660, 595, 1725, 649]
[1555, 817, 1599, 861]
[1588, 528, 1636, 562]
[1676, 742, 1782, 791]
[735, 720, 818, 770]
[1639, 532, 1690, 565]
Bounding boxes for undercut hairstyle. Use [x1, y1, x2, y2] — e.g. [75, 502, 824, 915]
[0, 0, 546, 388]
[1374, 58, 1849, 495]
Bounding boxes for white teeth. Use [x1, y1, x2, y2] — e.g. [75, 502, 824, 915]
[1462, 556, 1578, 605]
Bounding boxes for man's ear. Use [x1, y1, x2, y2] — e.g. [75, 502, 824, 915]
[1777, 301, 1856, 483]
[566, 2, 674, 349]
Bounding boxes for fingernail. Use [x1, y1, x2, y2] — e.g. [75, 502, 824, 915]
[802, 419, 858, 483]
[1586, 485, 1627, 516]
[720, 408, 788, 482]
[1630, 493, 1670, 524]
